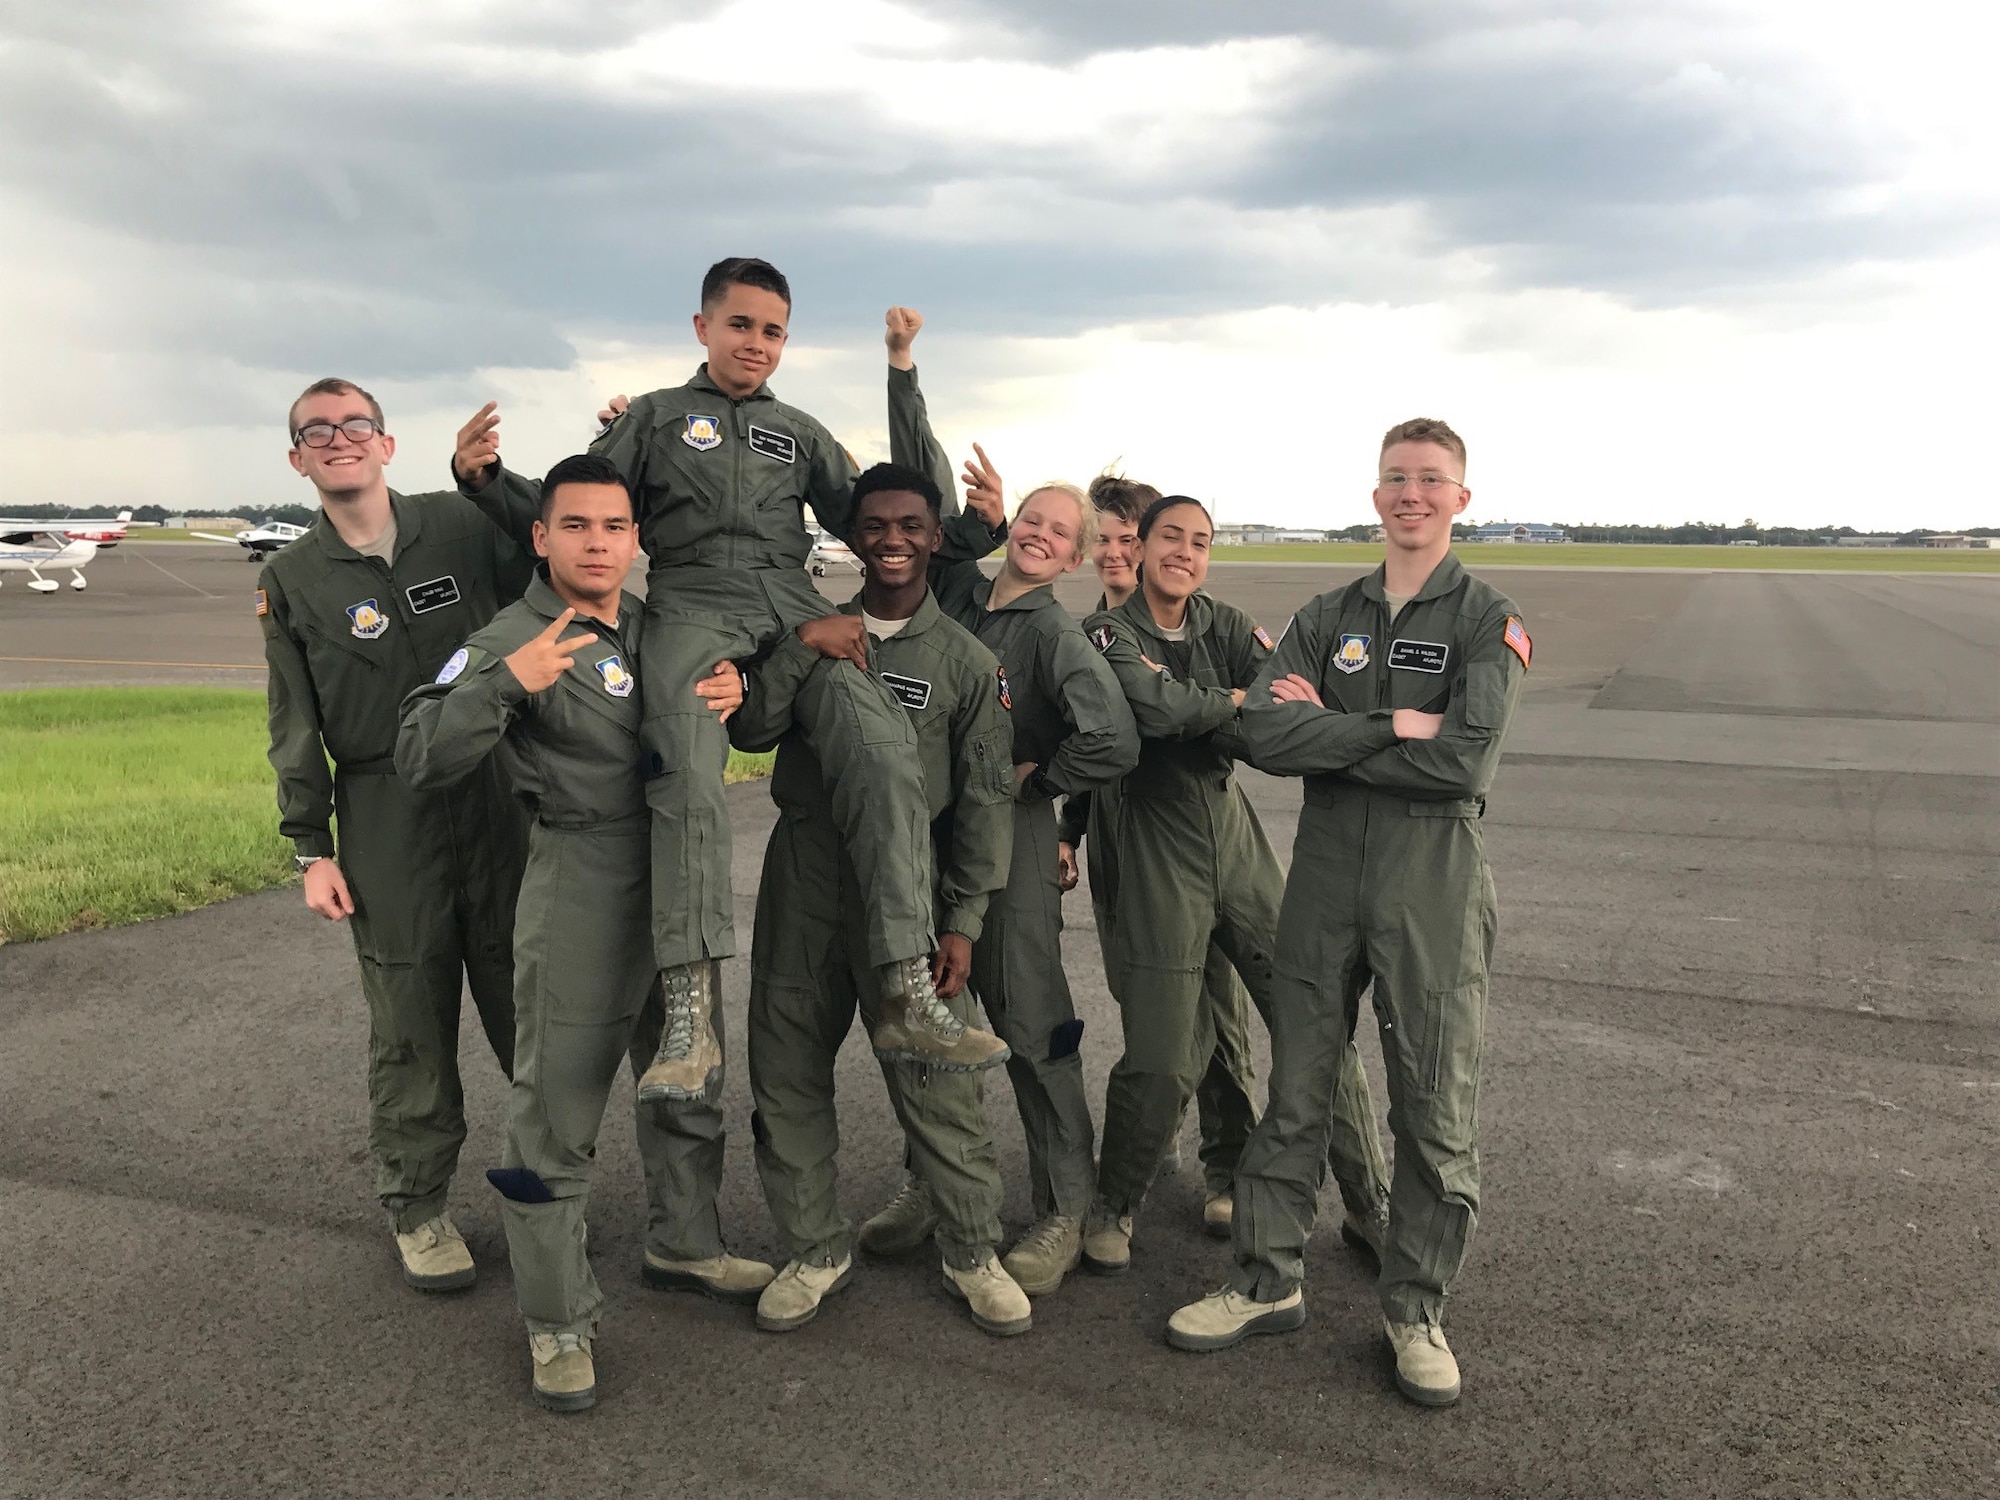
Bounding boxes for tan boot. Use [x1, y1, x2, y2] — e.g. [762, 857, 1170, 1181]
[637, 962, 723, 1102]
[942, 1251, 1032, 1337]
[858, 1175, 939, 1258]
[394, 1213, 475, 1291]
[1166, 1286, 1305, 1351]
[528, 1331, 595, 1412]
[1385, 1318, 1461, 1406]
[870, 958, 1010, 1071]
[755, 1256, 854, 1332]
[1000, 1214, 1081, 1296]
[642, 1250, 776, 1305]
[1080, 1203, 1133, 1275]
[1202, 1192, 1233, 1239]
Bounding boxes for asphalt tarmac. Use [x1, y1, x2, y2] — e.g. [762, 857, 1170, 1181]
[2, 548, 1997, 1499]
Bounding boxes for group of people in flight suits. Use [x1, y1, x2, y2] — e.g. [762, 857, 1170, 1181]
[259, 256, 1529, 1415]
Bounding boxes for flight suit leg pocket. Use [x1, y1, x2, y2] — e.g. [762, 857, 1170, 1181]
[1415, 982, 1485, 1198]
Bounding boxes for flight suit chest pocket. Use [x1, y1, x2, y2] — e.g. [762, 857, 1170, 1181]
[1465, 660, 1508, 730]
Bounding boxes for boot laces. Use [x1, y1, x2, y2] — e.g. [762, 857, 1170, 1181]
[1018, 1214, 1075, 1257]
[659, 967, 698, 1060]
[530, 1331, 589, 1361]
[905, 961, 965, 1040]
[885, 1176, 931, 1217]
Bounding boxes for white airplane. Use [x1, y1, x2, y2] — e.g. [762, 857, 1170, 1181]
[192, 519, 311, 560]
[808, 527, 859, 577]
[0, 527, 97, 592]
[0, 508, 156, 547]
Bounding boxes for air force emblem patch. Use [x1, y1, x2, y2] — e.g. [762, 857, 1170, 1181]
[347, 599, 388, 640]
[1331, 633, 1370, 674]
[682, 414, 723, 451]
[596, 654, 635, 697]
[1090, 624, 1115, 653]
[997, 667, 1013, 711]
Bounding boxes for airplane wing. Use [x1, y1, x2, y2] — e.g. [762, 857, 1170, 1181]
[190, 531, 243, 543]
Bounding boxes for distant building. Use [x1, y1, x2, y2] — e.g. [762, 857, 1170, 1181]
[1918, 535, 1991, 549]
[1835, 535, 1900, 548]
[1469, 521, 1568, 544]
[1213, 524, 1337, 545]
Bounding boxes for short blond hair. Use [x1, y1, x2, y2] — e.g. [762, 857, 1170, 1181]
[1380, 417, 1466, 474]
[1016, 481, 1099, 563]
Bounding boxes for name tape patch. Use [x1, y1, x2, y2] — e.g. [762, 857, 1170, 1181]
[405, 575, 461, 614]
[880, 671, 933, 711]
[747, 424, 797, 464]
[1387, 639, 1450, 674]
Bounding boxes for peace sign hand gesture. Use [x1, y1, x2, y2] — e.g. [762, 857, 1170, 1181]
[503, 608, 599, 693]
[960, 442, 1006, 528]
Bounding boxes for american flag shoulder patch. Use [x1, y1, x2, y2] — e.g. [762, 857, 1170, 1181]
[1503, 615, 1532, 669]
[254, 588, 269, 618]
[1253, 625, 1275, 650]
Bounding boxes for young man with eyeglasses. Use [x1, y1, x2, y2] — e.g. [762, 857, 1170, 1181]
[259, 377, 535, 1292]
[1166, 418, 1530, 1410]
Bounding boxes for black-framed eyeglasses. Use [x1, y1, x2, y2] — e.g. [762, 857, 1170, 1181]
[293, 417, 386, 448]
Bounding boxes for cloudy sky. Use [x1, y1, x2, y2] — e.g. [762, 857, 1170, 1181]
[1, 0, 1993, 529]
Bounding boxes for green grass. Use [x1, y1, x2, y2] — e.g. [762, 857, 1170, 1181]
[0, 688, 777, 944]
[0, 688, 293, 943]
[725, 750, 775, 783]
[1215, 542, 2000, 570]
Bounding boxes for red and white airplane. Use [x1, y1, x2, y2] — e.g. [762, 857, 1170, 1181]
[0, 508, 157, 546]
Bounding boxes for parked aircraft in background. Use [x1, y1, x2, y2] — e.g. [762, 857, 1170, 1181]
[808, 527, 859, 577]
[0, 509, 156, 547]
[191, 520, 310, 559]
[0, 528, 97, 592]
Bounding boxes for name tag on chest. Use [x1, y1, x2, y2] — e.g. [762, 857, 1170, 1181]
[747, 425, 797, 464]
[880, 671, 933, 711]
[405, 576, 461, 614]
[1388, 638, 1449, 673]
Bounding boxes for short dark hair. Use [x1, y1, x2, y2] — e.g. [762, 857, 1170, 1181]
[700, 256, 792, 312]
[540, 453, 633, 519]
[1137, 494, 1213, 541]
[1380, 417, 1467, 474]
[288, 377, 383, 437]
[853, 461, 942, 517]
[1087, 470, 1162, 523]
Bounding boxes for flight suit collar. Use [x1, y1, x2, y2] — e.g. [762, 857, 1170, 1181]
[977, 574, 1057, 614]
[524, 568, 636, 639]
[312, 490, 423, 563]
[1358, 551, 1465, 604]
[1110, 588, 1214, 645]
[688, 362, 776, 406]
[843, 587, 948, 641]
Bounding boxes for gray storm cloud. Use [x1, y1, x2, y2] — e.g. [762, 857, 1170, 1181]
[0, 0, 1951, 423]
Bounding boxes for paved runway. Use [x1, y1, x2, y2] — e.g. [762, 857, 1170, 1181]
[3, 549, 1997, 1498]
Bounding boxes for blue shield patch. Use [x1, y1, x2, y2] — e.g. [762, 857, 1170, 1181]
[682, 413, 723, 451]
[346, 599, 388, 640]
[595, 654, 635, 698]
[1331, 633, 1370, 674]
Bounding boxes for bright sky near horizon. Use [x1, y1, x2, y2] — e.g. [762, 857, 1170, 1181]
[1, 0, 1994, 530]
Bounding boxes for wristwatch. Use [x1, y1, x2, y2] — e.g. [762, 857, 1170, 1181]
[295, 854, 325, 873]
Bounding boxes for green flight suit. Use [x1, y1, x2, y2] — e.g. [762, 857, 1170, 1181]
[258, 491, 531, 1234]
[1083, 593, 1389, 1222]
[463, 366, 1001, 978]
[1230, 555, 1527, 1328]
[929, 562, 1140, 1220]
[395, 575, 729, 1337]
[732, 592, 1016, 1269]
[1073, 594, 1392, 1226]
